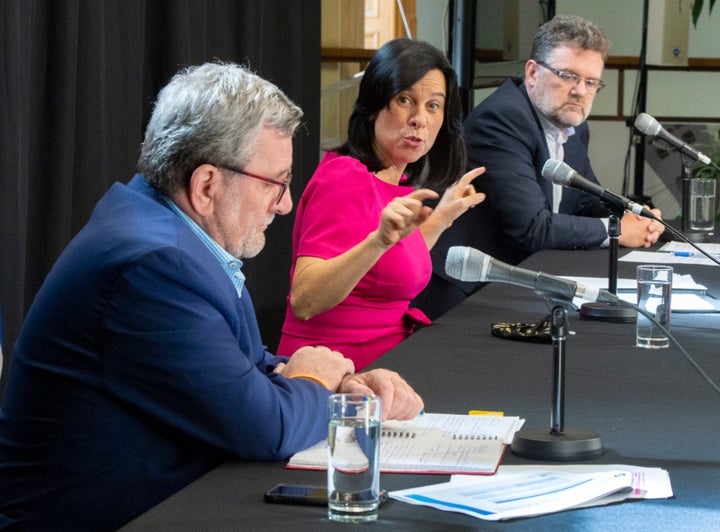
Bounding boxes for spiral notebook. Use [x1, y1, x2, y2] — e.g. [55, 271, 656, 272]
[286, 413, 525, 475]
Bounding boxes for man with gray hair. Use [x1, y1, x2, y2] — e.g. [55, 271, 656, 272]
[0, 62, 423, 530]
[416, 15, 664, 320]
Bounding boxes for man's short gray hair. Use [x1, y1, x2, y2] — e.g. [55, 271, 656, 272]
[138, 61, 303, 195]
[530, 14, 610, 63]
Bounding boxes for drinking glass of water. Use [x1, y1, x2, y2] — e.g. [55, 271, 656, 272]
[327, 394, 381, 522]
[689, 178, 716, 233]
[636, 265, 672, 349]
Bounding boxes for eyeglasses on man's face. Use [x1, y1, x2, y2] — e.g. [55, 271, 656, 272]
[218, 165, 292, 204]
[536, 61, 606, 94]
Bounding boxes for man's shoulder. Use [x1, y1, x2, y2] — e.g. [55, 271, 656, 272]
[71, 178, 198, 268]
[477, 79, 524, 106]
[466, 79, 530, 122]
[464, 79, 538, 140]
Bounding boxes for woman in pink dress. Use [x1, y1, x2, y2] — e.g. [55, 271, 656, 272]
[278, 38, 486, 370]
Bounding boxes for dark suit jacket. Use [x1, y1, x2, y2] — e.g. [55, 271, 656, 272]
[414, 79, 611, 320]
[0, 176, 332, 530]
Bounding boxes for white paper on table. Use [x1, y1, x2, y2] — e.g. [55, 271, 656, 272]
[561, 275, 707, 292]
[287, 413, 525, 474]
[615, 291, 718, 312]
[389, 464, 672, 522]
[491, 464, 673, 500]
[558, 275, 716, 311]
[621, 250, 719, 266]
[658, 241, 720, 255]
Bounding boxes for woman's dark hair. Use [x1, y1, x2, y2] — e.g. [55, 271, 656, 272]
[334, 38, 466, 189]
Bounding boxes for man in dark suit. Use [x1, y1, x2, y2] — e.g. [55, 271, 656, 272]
[414, 15, 664, 320]
[0, 62, 423, 530]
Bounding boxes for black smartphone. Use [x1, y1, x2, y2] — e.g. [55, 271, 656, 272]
[264, 484, 388, 507]
[264, 484, 329, 506]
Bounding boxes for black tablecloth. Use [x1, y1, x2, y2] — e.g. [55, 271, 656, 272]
[122, 248, 720, 531]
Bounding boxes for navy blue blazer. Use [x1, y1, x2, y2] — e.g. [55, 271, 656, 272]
[0, 176, 332, 530]
[414, 79, 611, 319]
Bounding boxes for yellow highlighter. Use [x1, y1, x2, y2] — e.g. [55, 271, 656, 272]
[468, 410, 504, 416]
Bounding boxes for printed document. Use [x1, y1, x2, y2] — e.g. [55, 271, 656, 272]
[287, 413, 525, 475]
[389, 464, 672, 521]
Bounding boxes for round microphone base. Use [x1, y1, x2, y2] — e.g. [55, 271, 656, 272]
[511, 427, 603, 461]
[580, 302, 636, 323]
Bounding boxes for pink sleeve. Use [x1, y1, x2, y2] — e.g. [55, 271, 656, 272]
[294, 157, 382, 260]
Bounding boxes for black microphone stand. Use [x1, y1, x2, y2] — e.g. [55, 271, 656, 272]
[681, 155, 693, 233]
[579, 209, 636, 323]
[630, 0, 652, 205]
[511, 300, 603, 460]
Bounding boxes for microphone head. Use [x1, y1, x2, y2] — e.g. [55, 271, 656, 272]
[541, 159, 574, 186]
[634, 113, 661, 136]
[445, 246, 469, 280]
[445, 246, 492, 282]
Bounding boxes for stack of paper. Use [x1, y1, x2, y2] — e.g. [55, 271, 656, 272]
[621, 241, 720, 267]
[287, 413, 525, 475]
[561, 274, 718, 312]
[389, 464, 672, 521]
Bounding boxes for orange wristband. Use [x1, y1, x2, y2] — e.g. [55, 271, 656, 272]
[288, 373, 332, 390]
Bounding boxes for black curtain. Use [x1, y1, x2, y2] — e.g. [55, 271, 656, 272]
[0, 0, 321, 395]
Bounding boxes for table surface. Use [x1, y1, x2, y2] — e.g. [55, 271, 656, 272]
[121, 247, 720, 531]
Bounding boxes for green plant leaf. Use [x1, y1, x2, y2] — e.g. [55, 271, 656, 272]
[693, 0, 704, 27]
[693, 0, 718, 27]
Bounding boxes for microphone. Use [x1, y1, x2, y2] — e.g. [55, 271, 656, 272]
[541, 159, 659, 220]
[445, 246, 619, 304]
[634, 112, 712, 165]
